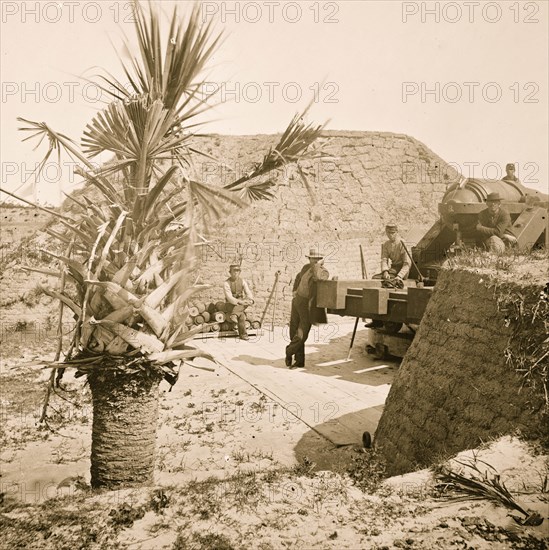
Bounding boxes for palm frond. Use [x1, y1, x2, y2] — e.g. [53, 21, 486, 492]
[223, 107, 328, 200]
[435, 457, 544, 526]
[91, 2, 223, 126]
[14, 0, 325, 388]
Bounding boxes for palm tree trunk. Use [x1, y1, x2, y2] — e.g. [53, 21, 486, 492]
[88, 368, 163, 489]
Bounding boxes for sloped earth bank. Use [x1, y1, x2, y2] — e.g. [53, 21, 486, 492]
[1, 335, 547, 548]
[375, 259, 549, 477]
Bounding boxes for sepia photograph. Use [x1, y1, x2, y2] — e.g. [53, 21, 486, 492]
[0, 1, 548, 548]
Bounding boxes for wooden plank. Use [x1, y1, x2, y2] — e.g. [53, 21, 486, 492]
[228, 363, 384, 446]
[354, 365, 391, 374]
[195, 338, 390, 446]
[407, 287, 433, 321]
[317, 279, 370, 309]
[362, 288, 390, 314]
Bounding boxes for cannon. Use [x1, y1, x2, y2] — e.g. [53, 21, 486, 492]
[317, 176, 548, 359]
[411, 177, 548, 281]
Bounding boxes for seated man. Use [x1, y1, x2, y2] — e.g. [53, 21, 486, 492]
[474, 192, 512, 253]
[365, 223, 411, 327]
[223, 264, 254, 340]
[378, 223, 411, 286]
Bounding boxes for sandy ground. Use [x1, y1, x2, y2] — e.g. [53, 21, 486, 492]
[1, 321, 548, 549]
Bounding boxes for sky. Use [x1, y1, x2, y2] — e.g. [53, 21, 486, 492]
[1, 0, 548, 205]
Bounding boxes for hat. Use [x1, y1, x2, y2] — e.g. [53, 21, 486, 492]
[229, 264, 241, 270]
[505, 163, 515, 170]
[486, 192, 502, 202]
[385, 223, 398, 232]
[305, 248, 324, 259]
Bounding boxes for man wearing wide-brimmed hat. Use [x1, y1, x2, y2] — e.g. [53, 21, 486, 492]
[285, 248, 329, 369]
[474, 192, 512, 253]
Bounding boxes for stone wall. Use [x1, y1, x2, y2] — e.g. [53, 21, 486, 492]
[190, 130, 456, 324]
[374, 268, 548, 476]
[0, 130, 457, 331]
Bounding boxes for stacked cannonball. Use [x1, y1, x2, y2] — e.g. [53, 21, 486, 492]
[185, 301, 262, 334]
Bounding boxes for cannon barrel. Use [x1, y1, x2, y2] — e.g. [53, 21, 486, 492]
[412, 177, 548, 278]
[443, 177, 547, 203]
[446, 178, 522, 202]
[439, 178, 548, 221]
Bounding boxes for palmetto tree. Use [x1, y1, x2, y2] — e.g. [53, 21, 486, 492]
[8, 2, 325, 489]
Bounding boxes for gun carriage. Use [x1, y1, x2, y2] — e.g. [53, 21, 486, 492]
[317, 177, 548, 359]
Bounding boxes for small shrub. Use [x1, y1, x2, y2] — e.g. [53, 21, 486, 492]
[346, 448, 387, 493]
[292, 456, 316, 477]
[149, 488, 169, 513]
[494, 254, 517, 272]
[14, 320, 28, 332]
[108, 502, 146, 529]
[21, 285, 44, 307]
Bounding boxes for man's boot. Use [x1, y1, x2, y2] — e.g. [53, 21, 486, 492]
[237, 314, 249, 340]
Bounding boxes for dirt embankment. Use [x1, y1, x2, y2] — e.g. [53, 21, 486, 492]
[375, 262, 549, 476]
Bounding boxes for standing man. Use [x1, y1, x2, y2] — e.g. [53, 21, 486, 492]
[285, 248, 329, 369]
[474, 192, 512, 253]
[380, 223, 411, 286]
[223, 264, 254, 340]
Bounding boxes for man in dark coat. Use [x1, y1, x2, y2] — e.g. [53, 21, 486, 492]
[474, 192, 512, 253]
[285, 248, 329, 369]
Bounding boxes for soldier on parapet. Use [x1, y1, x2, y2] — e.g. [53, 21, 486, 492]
[473, 192, 513, 253]
[502, 163, 520, 184]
